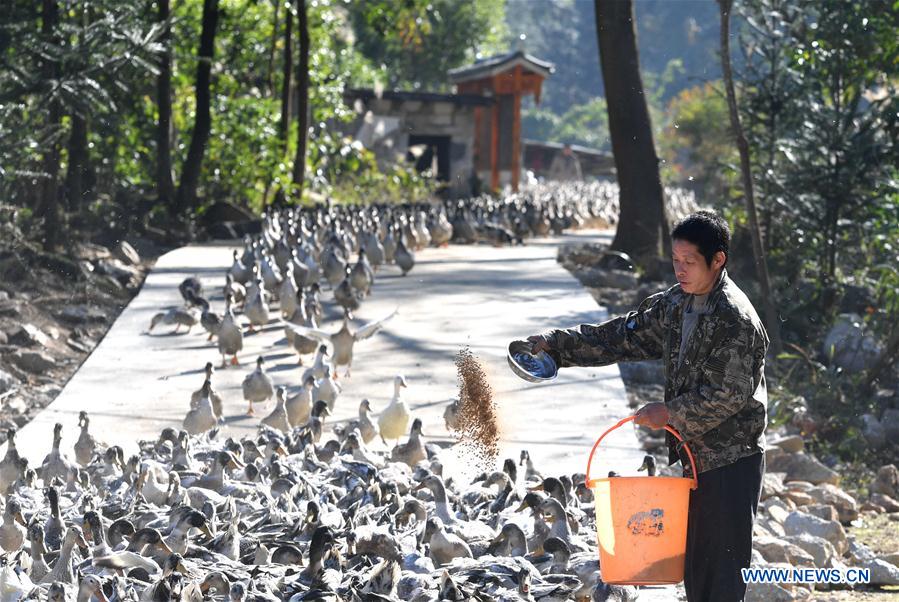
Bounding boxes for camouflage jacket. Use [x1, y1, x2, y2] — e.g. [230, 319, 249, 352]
[539, 268, 769, 474]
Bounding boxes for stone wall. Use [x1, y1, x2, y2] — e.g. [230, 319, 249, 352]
[347, 96, 478, 197]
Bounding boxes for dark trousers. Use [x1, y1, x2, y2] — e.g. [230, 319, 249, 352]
[684, 452, 765, 602]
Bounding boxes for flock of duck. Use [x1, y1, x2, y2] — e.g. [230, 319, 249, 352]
[2, 187, 655, 601]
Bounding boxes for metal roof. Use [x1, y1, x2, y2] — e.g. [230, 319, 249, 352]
[344, 88, 494, 107]
[448, 50, 554, 83]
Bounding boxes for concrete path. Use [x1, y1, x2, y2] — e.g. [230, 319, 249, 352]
[10, 228, 685, 599]
[13, 229, 653, 476]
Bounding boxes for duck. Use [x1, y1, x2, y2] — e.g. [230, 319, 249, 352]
[74, 411, 104, 466]
[394, 237, 415, 276]
[217, 294, 244, 366]
[261, 387, 291, 433]
[312, 366, 342, 412]
[638, 454, 657, 476]
[224, 273, 246, 306]
[285, 308, 398, 377]
[279, 272, 299, 318]
[192, 293, 223, 341]
[390, 418, 427, 468]
[443, 398, 462, 431]
[242, 356, 274, 415]
[244, 277, 271, 332]
[345, 399, 378, 444]
[286, 375, 315, 427]
[228, 250, 252, 284]
[349, 248, 374, 297]
[538, 498, 590, 552]
[520, 450, 543, 482]
[301, 345, 331, 383]
[42, 423, 76, 484]
[0, 428, 22, 492]
[41, 526, 88, 585]
[543, 536, 600, 600]
[0, 497, 26, 551]
[424, 517, 472, 566]
[27, 522, 51, 581]
[378, 375, 410, 444]
[179, 277, 203, 305]
[148, 307, 200, 334]
[183, 380, 218, 435]
[190, 362, 224, 419]
[333, 266, 361, 318]
[43, 486, 65, 551]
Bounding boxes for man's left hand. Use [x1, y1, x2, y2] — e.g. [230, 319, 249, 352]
[634, 402, 669, 430]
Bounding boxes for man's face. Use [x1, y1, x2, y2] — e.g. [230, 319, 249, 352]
[671, 239, 724, 295]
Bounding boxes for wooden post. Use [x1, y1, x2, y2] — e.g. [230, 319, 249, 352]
[473, 106, 482, 173]
[490, 98, 500, 191]
[511, 66, 522, 192]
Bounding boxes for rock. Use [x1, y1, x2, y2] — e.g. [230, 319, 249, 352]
[806, 484, 858, 523]
[822, 313, 884, 372]
[771, 453, 840, 485]
[94, 274, 125, 295]
[784, 480, 814, 492]
[0, 368, 17, 394]
[847, 540, 876, 563]
[882, 408, 899, 441]
[783, 490, 815, 507]
[803, 504, 839, 522]
[114, 240, 140, 265]
[860, 413, 886, 450]
[879, 552, 899, 568]
[766, 445, 786, 464]
[872, 464, 899, 498]
[754, 535, 816, 567]
[596, 251, 635, 271]
[0, 291, 8, 301]
[10, 350, 55, 373]
[860, 500, 885, 513]
[784, 534, 836, 568]
[745, 579, 811, 601]
[8, 324, 50, 348]
[870, 492, 899, 512]
[761, 472, 786, 501]
[574, 267, 639, 289]
[0, 331, 6, 346]
[58, 305, 107, 325]
[770, 435, 805, 453]
[765, 498, 793, 524]
[783, 511, 848, 555]
[94, 258, 139, 284]
[860, 558, 899, 586]
[618, 360, 665, 385]
[74, 242, 112, 261]
[199, 200, 255, 224]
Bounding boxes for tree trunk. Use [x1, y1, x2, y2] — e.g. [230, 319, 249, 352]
[157, 0, 175, 209]
[278, 2, 293, 152]
[37, 0, 62, 250]
[718, 0, 783, 354]
[174, 0, 220, 214]
[266, 0, 280, 95]
[291, 0, 309, 192]
[594, 0, 666, 269]
[64, 113, 90, 212]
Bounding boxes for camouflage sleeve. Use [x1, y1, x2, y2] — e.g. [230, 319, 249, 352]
[537, 292, 667, 368]
[666, 319, 764, 440]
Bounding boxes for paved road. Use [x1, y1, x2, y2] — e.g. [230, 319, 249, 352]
[14, 229, 654, 476]
[10, 227, 685, 599]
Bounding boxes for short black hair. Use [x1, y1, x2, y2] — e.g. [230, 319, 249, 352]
[671, 210, 730, 268]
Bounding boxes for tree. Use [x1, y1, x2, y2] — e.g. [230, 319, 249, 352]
[157, 0, 175, 207]
[718, 0, 782, 353]
[594, 0, 669, 269]
[347, 0, 506, 91]
[175, 0, 220, 214]
[291, 0, 309, 192]
[35, 0, 63, 250]
[278, 0, 293, 153]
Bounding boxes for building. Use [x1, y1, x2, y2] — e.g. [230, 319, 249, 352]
[344, 50, 614, 196]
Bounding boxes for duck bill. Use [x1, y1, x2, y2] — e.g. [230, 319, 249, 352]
[276, 444, 288, 457]
[200, 523, 214, 538]
[14, 511, 26, 527]
[92, 586, 109, 602]
[528, 483, 545, 492]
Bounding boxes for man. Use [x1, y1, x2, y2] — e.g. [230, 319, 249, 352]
[547, 143, 583, 181]
[528, 210, 768, 602]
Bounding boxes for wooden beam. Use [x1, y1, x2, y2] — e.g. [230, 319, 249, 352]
[490, 98, 499, 191]
[511, 66, 522, 192]
[473, 105, 483, 172]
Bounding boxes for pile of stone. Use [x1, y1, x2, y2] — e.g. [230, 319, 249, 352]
[745, 434, 899, 601]
[0, 239, 150, 439]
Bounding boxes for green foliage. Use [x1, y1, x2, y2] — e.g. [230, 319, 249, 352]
[658, 81, 738, 202]
[347, 0, 507, 91]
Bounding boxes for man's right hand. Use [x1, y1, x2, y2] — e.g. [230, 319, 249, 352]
[526, 335, 551, 355]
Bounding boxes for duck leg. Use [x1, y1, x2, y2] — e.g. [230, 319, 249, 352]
[230, 354, 239, 366]
[207, 333, 213, 341]
[246, 402, 255, 416]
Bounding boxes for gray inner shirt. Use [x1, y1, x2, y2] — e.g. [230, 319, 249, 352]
[679, 292, 711, 367]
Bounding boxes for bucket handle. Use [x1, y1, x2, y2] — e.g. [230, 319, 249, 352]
[586, 415, 698, 490]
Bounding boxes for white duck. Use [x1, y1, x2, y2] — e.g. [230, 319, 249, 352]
[261, 387, 291, 433]
[378, 375, 410, 444]
[313, 366, 342, 411]
[286, 375, 315, 427]
[183, 380, 218, 435]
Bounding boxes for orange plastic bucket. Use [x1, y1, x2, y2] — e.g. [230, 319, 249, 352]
[585, 415, 698, 585]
